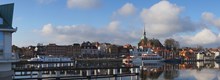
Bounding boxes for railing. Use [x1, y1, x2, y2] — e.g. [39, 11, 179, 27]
[12, 63, 140, 80]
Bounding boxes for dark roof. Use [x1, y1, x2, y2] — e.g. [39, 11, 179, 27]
[149, 39, 164, 47]
[0, 3, 14, 29]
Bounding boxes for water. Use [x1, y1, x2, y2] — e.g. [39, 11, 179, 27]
[13, 61, 220, 80]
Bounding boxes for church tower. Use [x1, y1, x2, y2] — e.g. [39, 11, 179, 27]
[138, 26, 149, 50]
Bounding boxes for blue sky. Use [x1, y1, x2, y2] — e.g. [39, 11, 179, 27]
[1, 0, 220, 47]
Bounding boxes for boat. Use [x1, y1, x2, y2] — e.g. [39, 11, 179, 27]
[130, 48, 164, 65]
[27, 55, 71, 62]
[141, 48, 164, 62]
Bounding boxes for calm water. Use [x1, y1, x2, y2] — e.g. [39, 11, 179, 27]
[13, 61, 220, 80]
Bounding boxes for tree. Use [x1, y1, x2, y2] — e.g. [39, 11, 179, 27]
[164, 38, 180, 50]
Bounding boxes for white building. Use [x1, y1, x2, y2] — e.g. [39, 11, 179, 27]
[0, 3, 17, 79]
[210, 50, 220, 59]
[196, 52, 204, 60]
[98, 43, 110, 54]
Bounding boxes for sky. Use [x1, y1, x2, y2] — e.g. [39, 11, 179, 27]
[1, 0, 220, 48]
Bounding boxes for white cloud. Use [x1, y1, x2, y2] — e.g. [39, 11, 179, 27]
[32, 1, 219, 48]
[67, 0, 100, 9]
[38, 23, 138, 45]
[117, 3, 136, 16]
[37, 0, 56, 4]
[191, 28, 218, 44]
[140, 0, 197, 37]
[41, 24, 53, 35]
[202, 12, 220, 28]
[108, 21, 120, 32]
[178, 69, 220, 80]
[175, 28, 220, 47]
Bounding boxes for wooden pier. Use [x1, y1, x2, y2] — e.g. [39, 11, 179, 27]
[12, 61, 140, 80]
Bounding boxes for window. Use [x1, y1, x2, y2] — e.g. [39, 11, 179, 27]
[0, 17, 3, 25]
[0, 32, 3, 58]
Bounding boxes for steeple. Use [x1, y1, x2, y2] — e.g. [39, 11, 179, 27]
[144, 25, 146, 37]
[141, 25, 147, 40]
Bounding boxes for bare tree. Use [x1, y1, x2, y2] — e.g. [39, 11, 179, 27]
[164, 38, 180, 50]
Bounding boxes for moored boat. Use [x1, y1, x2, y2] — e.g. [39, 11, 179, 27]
[27, 55, 71, 62]
[131, 48, 164, 65]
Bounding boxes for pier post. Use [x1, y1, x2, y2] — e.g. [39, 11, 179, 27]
[80, 70, 83, 76]
[86, 70, 91, 76]
[113, 69, 117, 74]
[130, 68, 133, 73]
[94, 69, 97, 75]
[56, 71, 60, 77]
[135, 68, 140, 80]
[64, 71, 67, 76]
[120, 68, 122, 74]
[135, 68, 139, 73]
[86, 70, 91, 79]
[107, 69, 111, 75]
[113, 69, 118, 80]
[30, 71, 33, 78]
[49, 71, 52, 75]
[37, 71, 42, 78]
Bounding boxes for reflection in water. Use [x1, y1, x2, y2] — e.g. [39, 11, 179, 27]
[138, 61, 220, 80]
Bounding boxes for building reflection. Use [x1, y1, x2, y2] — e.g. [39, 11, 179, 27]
[139, 61, 220, 80]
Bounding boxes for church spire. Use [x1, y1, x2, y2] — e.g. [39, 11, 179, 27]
[144, 25, 146, 37]
[141, 25, 147, 40]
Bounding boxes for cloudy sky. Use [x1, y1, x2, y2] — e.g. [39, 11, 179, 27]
[1, 0, 220, 48]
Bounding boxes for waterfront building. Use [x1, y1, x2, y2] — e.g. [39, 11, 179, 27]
[64, 43, 81, 58]
[45, 43, 68, 56]
[204, 50, 215, 60]
[196, 52, 204, 60]
[81, 41, 98, 58]
[23, 46, 35, 59]
[209, 49, 220, 59]
[108, 44, 119, 57]
[123, 44, 133, 49]
[118, 46, 129, 56]
[0, 3, 17, 79]
[98, 43, 110, 53]
[36, 43, 46, 55]
[71, 43, 81, 58]
[18, 43, 81, 59]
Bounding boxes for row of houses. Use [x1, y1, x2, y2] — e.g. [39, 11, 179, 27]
[179, 48, 220, 60]
[13, 41, 132, 59]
